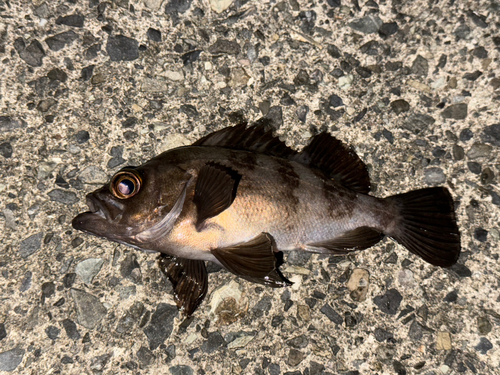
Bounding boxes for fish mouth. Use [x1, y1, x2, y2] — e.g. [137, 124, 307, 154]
[72, 194, 111, 233]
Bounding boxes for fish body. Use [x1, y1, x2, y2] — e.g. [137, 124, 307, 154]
[73, 122, 461, 316]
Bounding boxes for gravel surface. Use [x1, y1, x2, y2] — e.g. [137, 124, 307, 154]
[1, 0, 499, 374]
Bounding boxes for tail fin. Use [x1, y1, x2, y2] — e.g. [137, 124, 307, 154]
[385, 187, 461, 267]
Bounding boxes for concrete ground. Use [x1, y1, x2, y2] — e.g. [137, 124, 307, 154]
[1, 0, 499, 374]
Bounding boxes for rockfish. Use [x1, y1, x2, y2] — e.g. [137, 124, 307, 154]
[72, 121, 461, 316]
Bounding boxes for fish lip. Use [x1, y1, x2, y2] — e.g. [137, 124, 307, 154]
[85, 193, 109, 220]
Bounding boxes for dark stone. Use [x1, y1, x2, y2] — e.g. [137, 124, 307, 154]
[403, 113, 435, 134]
[55, 175, 69, 189]
[75, 130, 90, 144]
[452, 144, 465, 160]
[116, 302, 144, 334]
[474, 228, 488, 242]
[37, 98, 57, 112]
[441, 103, 468, 120]
[296, 105, 309, 123]
[297, 10, 316, 34]
[201, 331, 225, 353]
[165, 0, 192, 15]
[19, 232, 43, 258]
[310, 361, 325, 375]
[47, 68, 68, 82]
[472, 46, 488, 59]
[480, 167, 494, 185]
[14, 38, 45, 67]
[354, 108, 367, 123]
[90, 354, 111, 372]
[0, 348, 25, 372]
[208, 38, 241, 55]
[48, 189, 78, 205]
[475, 337, 493, 354]
[143, 303, 178, 349]
[320, 303, 343, 324]
[374, 328, 394, 342]
[391, 99, 410, 114]
[56, 14, 84, 28]
[467, 162, 481, 174]
[280, 93, 296, 106]
[444, 290, 458, 302]
[253, 296, 273, 318]
[0, 142, 13, 158]
[463, 70, 482, 81]
[287, 348, 304, 366]
[264, 106, 283, 127]
[328, 94, 344, 108]
[71, 289, 107, 329]
[393, 360, 406, 375]
[0, 116, 24, 132]
[356, 66, 372, 78]
[181, 50, 202, 65]
[61, 355, 74, 364]
[45, 325, 60, 340]
[61, 319, 80, 340]
[0, 323, 6, 341]
[467, 10, 488, 28]
[81, 65, 95, 81]
[286, 251, 311, 266]
[45, 31, 79, 52]
[326, 0, 341, 6]
[106, 35, 139, 61]
[63, 273, 77, 288]
[477, 316, 492, 335]
[481, 124, 500, 146]
[179, 105, 199, 118]
[169, 365, 193, 375]
[411, 55, 429, 77]
[459, 129, 473, 142]
[137, 346, 154, 366]
[286, 335, 308, 349]
[122, 117, 138, 128]
[379, 22, 399, 38]
[437, 54, 447, 69]
[268, 363, 280, 375]
[373, 289, 402, 315]
[120, 254, 142, 283]
[385, 61, 402, 71]
[491, 191, 500, 206]
[147, 28, 161, 42]
[449, 263, 472, 277]
[348, 15, 383, 34]
[360, 40, 379, 55]
[42, 282, 55, 299]
[453, 24, 470, 39]
[408, 320, 424, 341]
[327, 44, 341, 59]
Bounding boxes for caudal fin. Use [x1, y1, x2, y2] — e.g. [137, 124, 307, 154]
[385, 187, 461, 267]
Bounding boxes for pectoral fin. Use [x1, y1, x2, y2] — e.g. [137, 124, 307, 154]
[158, 255, 208, 317]
[193, 162, 241, 230]
[305, 226, 384, 254]
[211, 233, 292, 287]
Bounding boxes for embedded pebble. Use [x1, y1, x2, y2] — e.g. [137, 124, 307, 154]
[424, 167, 446, 185]
[481, 124, 500, 146]
[346, 268, 370, 302]
[436, 331, 452, 350]
[467, 143, 492, 159]
[48, 189, 78, 205]
[79, 166, 108, 184]
[348, 15, 383, 34]
[373, 289, 402, 315]
[208, 38, 241, 55]
[475, 337, 493, 354]
[0, 142, 13, 158]
[71, 289, 107, 329]
[0, 348, 25, 372]
[106, 35, 139, 61]
[61, 319, 80, 340]
[75, 258, 104, 284]
[441, 103, 468, 119]
[143, 303, 177, 349]
[320, 303, 343, 324]
[201, 331, 226, 353]
[19, 232, 43, 258]
[169, 365, 193, 375]
[14, 38, 45, 67]
[210, 0, 233, 13]
[45, 31, 79, 51]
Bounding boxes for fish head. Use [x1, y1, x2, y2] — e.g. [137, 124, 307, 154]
[72, 160, 192, 250]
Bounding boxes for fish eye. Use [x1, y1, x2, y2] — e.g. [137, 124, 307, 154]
[110, 170, 141, 199]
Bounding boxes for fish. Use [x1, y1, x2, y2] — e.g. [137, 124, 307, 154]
[72, 120, 461, 316]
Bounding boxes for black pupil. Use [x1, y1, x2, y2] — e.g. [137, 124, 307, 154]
[118, 178, 135, 196]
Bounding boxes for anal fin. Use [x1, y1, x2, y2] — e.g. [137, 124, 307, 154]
[211, 233, 291, 288]
[305, 227, 384, 254]
[158, 255, 208, 317]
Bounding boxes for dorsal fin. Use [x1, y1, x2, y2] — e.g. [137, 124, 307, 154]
[293, 132, 371, 194]
[193, 119, 297, 159]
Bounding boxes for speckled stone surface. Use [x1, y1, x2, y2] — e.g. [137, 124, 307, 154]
[1, 0, 499, 374]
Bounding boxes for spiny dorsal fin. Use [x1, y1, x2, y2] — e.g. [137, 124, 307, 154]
[193, 119, 297, 160]
[293, 132, 371, 194]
